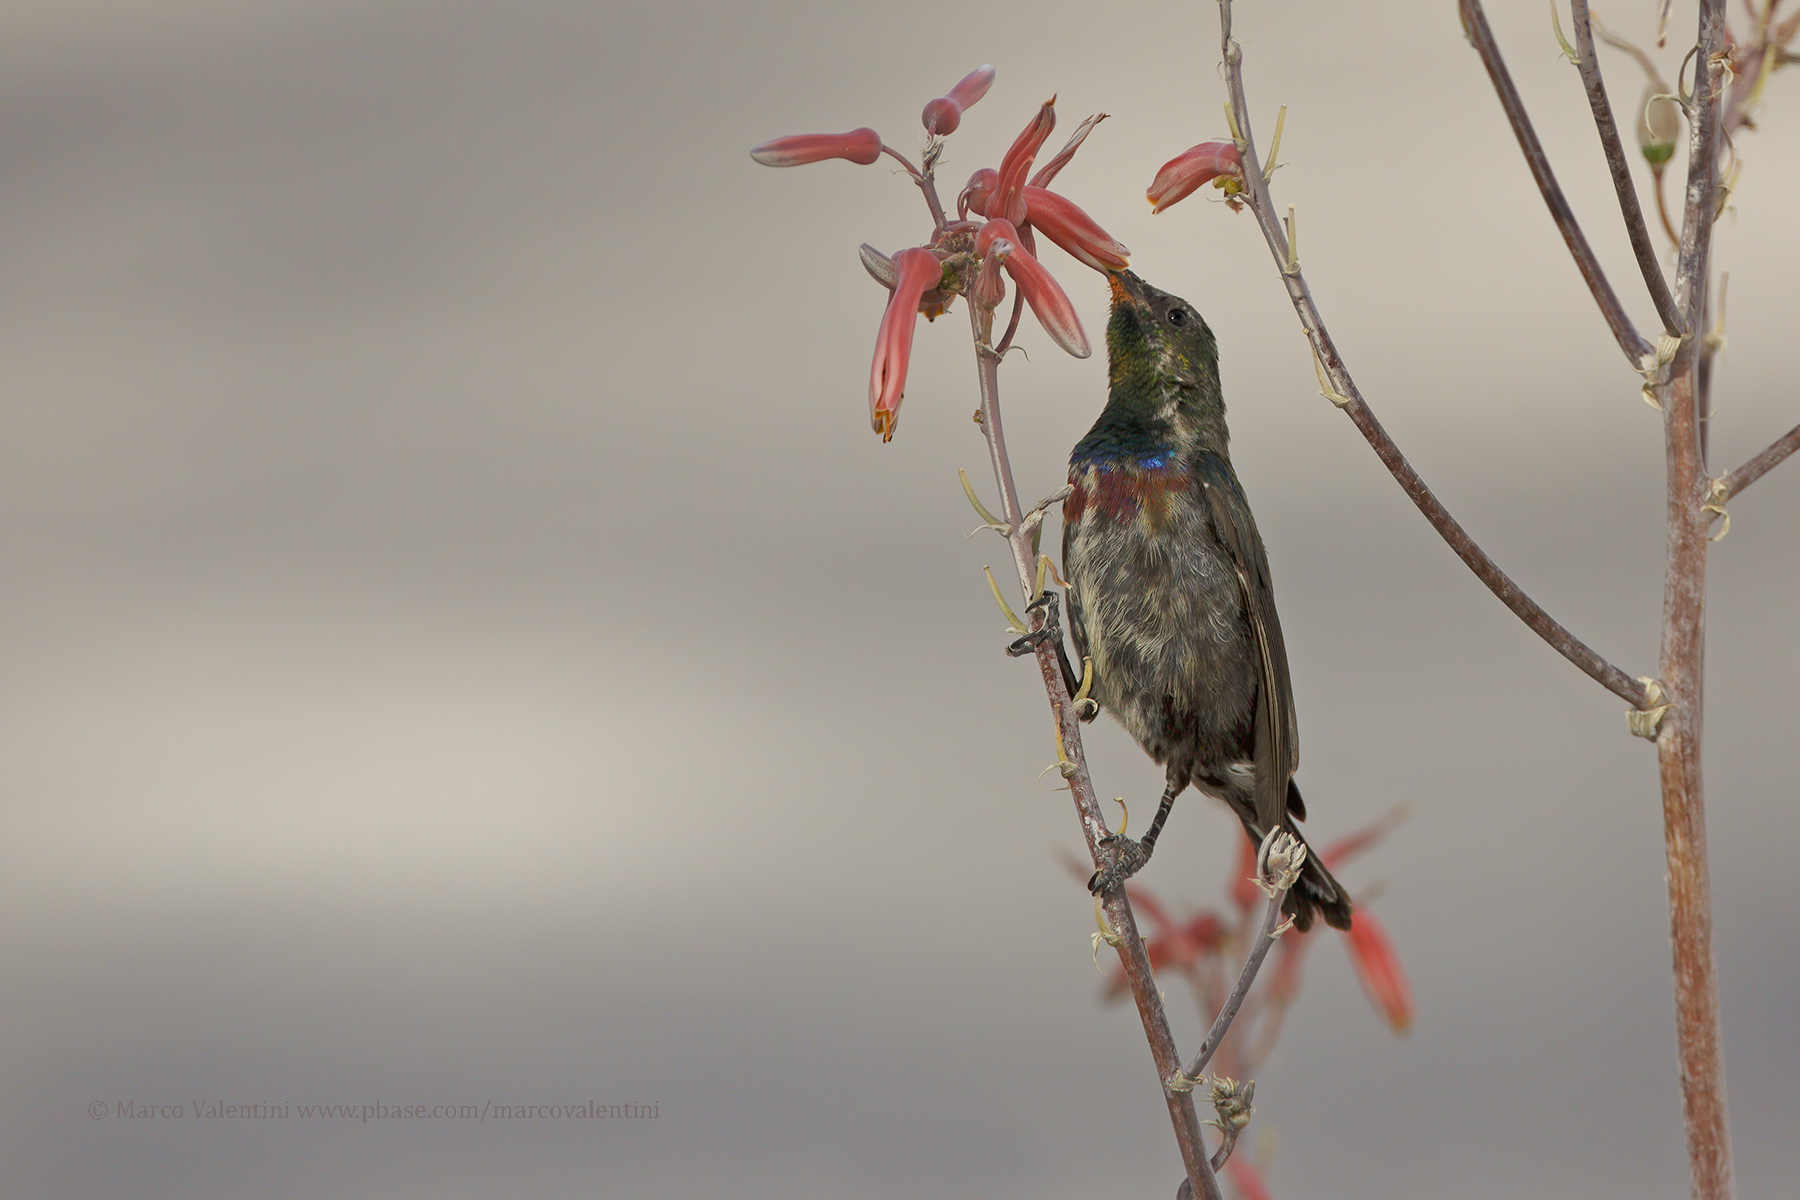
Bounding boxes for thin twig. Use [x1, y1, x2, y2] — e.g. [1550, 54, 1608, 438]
[1184, 869, 1292, 1081]
[1215, 0, 1650, 709]
[1720, 419, 1800, 499]
[1460, 0, 1654, 365]
[964, 309, 1223, 1200]
[1569, 0, 1686, 334]
[1654, 170, 1681, 245]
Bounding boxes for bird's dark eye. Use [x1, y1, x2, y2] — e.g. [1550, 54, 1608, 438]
[1167, 308, 1187, 326]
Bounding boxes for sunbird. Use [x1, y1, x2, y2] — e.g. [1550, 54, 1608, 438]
[1057, 270, 1351, 931]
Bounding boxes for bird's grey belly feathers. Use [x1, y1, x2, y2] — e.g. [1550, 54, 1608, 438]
[1063, 469, 1258, 778]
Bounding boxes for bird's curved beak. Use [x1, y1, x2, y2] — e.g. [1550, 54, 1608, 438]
[1107, 269, 1148, 308]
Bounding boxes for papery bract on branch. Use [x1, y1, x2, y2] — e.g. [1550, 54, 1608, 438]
[1146, 140, 1245, 213]
[992, 98, 1057, 225]
[976, 218, 1088, 358]
[749, 127, 883, 167]
[868, 247, 942, 441]
[859, 242, 898, 289]
[971, 239, 1010, 313]
[1344, 909, 1413, 1033]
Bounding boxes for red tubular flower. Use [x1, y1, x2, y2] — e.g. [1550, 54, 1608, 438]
[1344, 909, 1413, 1033]
[1230, 834, 1260, 914]
[959, 168, 998, 219]
[1126, 882, 1176, 939]
[1226, 1158, 1275, 1200]
[1023, 187, 1128, 271]
[749, 128, 883, 168]
[992, 98, 1056, 225]
[868, 247, 942, 441]
[1321, 804, 1408, 869]
[976, 218, 1088, 358]
[921, 64, 996, 135]
[1264, 928, 1311, 1004]
[1029, 112, 1106, 190]
[861, 243, 954, 320]
[1146, 140, 1244, 213]
[1103, 883, 1226, 1000]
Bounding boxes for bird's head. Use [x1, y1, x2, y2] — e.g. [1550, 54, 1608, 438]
[1104, 269, 1222, 424]
[1106, 269, 1217, 387]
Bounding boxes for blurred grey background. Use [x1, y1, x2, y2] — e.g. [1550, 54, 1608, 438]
[2, 1, 1795, 1197]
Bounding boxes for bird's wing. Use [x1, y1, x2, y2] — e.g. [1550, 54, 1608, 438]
[1195, 454, 1299, 835]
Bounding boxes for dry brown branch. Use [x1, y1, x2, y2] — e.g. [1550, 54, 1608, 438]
[1460, 0, 1655, 364]
[1569, 0, 1686, 333]
[1720, 418, 1800, 499]
[1213, 0, 1650, 709]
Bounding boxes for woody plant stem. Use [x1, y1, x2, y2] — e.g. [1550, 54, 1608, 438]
[1212, 1, 1773, 1196]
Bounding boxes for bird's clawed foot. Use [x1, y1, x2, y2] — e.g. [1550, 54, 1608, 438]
[1006, 590, 1063, 658]
[1087, 833, 1149, 895]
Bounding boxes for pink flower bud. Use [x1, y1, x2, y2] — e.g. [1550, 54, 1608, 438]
[1145, 140, 1244, 213]
[977, 218, 1088, 359]
[959, 168, 998, 219]
[749, 128, 883, 168]
[1023, 187, 1128, 272]
[921, 97, 963, 136]
[868, 248, 942, 441]
[1344, 910, 1413, 1033]
[993, 99, 1056, 226]
[945, 64, 996, 110]
[923, 66, 995, 136]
